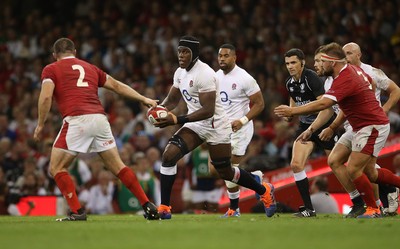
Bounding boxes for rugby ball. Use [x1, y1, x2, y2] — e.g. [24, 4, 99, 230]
[147, 105, 168, 124]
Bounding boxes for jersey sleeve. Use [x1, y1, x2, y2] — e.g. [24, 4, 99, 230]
[197, 69, 217, 93]
[243, 75, 260, 96]
[41, 64, 56, 83]
[93, 65, 107, 87]
[372, 67, 391, 91]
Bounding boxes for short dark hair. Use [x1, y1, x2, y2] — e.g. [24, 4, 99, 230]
[314, 45, 325, 55]
[284, 48, 305, 60]
[53, 38, 75, 54]
[314, 177, 328, 191]
[321, 42, 346, 60]
[220, 44, 236, 51]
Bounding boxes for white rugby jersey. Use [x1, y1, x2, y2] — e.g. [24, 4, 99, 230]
[172, 60, 228, 127]
[360, 62, 391, 105]
[324, 76, 340, 114]
[216, 65, 260, 121]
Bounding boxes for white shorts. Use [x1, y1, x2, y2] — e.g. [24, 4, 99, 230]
[351, 124, 390, 157]
[192, 188, 224, 203]
[54, 114, 116, 153]
[231, 121, 253, 156]
[337, 128, 353, 150]
[183, 121, 231, 145]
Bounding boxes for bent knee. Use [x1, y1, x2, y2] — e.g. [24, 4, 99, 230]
[290, 161, 304, 173]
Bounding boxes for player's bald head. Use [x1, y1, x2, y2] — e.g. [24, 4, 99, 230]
[343, 42, 361, 54]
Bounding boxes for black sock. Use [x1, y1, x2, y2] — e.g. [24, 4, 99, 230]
[236, 168, 265, 195]
[230, 198, 239, 210]
[351, 195, 365, 206]
[379, 184, 396, 208]
[160, 173, 176, 206]
[77, 207, 85, 215]
[295, 178, 313, 210]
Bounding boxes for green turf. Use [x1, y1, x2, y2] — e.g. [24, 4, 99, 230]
[1, 214, 399, 249]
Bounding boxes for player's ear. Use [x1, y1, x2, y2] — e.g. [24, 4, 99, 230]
[52, 52, 57, 60]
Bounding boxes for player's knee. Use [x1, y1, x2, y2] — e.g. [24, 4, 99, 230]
[211, 157, 232, 180]
[290, 161, 303, 172]
[168, 135, 189, 155]
[225, 180, 238, 188]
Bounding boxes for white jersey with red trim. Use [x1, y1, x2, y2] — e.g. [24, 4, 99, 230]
[216, 65, 260, 121]
[172, 60, 228, 128]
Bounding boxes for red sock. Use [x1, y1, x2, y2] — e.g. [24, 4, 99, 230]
[54, 172, 81, 213]
[353, 174, 377, 208]
[117, 167, 149, 205]
[376, 168, 400, 188]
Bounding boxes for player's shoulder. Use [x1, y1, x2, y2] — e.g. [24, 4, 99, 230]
[303, 68, 319, 78]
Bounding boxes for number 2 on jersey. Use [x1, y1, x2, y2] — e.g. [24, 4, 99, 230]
[72, 64, 89, 87]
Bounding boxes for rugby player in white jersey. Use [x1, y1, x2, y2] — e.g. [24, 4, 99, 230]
[215, 44, 265, 217]
[153, 36, 276, 219]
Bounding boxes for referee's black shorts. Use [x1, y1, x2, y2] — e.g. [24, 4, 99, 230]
[295, 115, 338, 151]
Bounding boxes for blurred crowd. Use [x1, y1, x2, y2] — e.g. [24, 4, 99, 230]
[1, 0, 400, 215]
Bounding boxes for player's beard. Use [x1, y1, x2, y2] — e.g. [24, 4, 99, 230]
[323, 66, 333, 77]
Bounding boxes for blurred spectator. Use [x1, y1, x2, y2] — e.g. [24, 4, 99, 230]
[113, 152, 160, 214]
[190, 144, 224, 213]
[86, 170, 115, 215]
[68, 158, 92, 189]
[310, 176, 339, 214]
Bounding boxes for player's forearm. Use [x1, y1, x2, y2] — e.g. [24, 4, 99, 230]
[246, 101, 264, 122]
[328, 110, 345, 131]
[185, 105, 214, 122]
[292, 100, 328, 116]
[37, 96, 52, 126]
[116, 82, 146, 103]
[382, 87, 400, 113]
[161, 96, 180, 111]
[308, 108, 334, 132]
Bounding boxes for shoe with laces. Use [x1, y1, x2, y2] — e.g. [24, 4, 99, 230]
[260, 182, 277, 217]
[345, 204, 366, 218]
[158, 204, 172, 220]
[56, 212, 87, 221]
[143, 202, 160, 220]
[293, 206, 316, 218]
[384, 188, 399, 216]
[252, 171, 263, 200]
[357, 206, 382, 218]
[221, 208, 241, 218]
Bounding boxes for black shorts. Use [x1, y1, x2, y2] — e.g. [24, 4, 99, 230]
[296, 115, 338, 151]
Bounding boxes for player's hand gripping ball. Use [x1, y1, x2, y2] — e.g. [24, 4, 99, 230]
[147, 105, 168, 124]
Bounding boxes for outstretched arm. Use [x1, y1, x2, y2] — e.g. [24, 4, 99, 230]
[296, 107, 335, 143]
[274, 97, 335, 117]
[103, 76, 158, 108]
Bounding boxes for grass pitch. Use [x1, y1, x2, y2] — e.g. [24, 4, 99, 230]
[1, 213, 399, 249]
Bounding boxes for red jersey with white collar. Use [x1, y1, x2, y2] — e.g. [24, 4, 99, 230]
[323, 64, 388, 131]
[41, 57, 107, 118]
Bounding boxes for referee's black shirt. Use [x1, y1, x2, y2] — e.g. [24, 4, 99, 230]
[285, 68, 325, 124]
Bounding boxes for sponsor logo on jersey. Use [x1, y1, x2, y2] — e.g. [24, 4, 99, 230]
[189, 80, 193, 87]
[232, 83, 237, 90]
